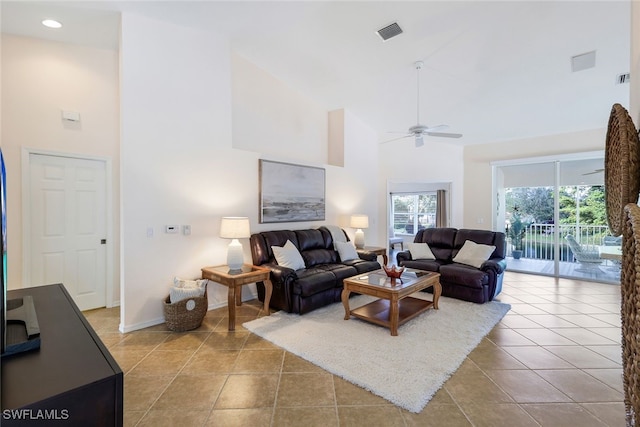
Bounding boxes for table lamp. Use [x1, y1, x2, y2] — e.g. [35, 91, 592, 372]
[350, 214, 369, 249]
[220, 217, 250, 271]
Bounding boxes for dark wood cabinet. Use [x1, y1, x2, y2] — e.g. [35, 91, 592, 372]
[1, 284, 123, 426]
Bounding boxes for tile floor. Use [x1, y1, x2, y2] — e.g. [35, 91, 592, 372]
[84, 271, 626, 426]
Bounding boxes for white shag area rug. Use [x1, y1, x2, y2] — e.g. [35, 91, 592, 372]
[243, 293, 510, 413]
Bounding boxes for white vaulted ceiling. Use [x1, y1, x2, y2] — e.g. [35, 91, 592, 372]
[1, 1, 631, 146]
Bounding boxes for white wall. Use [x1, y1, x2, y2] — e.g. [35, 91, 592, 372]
[462, 128, 606, 230]
[119, 13, 380, 331]
[1, 34, 120, 303]
[379, 138, 464, 230]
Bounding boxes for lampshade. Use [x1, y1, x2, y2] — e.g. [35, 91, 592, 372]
[220, 217, 250, 239]
[350, 214, 369, 229]
[220, 217, 250, 270]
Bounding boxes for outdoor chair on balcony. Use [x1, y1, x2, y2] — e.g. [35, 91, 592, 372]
[389, 227, 404, 250]
[565, 234, 603, 273]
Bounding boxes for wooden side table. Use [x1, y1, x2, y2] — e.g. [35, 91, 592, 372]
[363, 246, 388, 266]
[201, 264, 272, 331]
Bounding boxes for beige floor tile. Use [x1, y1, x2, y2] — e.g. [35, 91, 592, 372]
[124, 374, 174, 411]
[584, 345, 623, 364]
[522, 314, 581, 328]
[483, 369, 570, 403]
[486, 328, 537, 346]
[586, 327, 622, 343]
[128, 350, 194, 376]
[521, 403, 608, 427]
[113, 331, 172, 351]
[277, 373, 336, 407]
[215, 374, 279, 409]
[468, 338, 528, 370]
[337, 406, 405, 427]
[535, 369, 624, 402]
[458, 402, 539, 427]
[232, 349, 285, 373]
[333, 377, 391, 406]
[123, 410, 146, 427]
[243, 334, 280, 350]
[443, 362, 514, 404]
[402, 403, 472, 427]
[581, 402, 627, 426]
[152, 373, 227, 410]
[155, 331, 210, 351]
[136, 409, 210, 426]
[545, 345, 621, 369]
[513, 328, 577, 346]
[202, 330, 249, 350]
[108, 347, 149, 373]
[550, 328, 618, 346]
[281, 352, 326, 373]
[582, 368, 624, 393]
[206, 408, 273, 426]
[500, 314, 547, 328]
[181, 348, 240, 374]
[503, 346, 574, 369]
[273, 407, 339, 427]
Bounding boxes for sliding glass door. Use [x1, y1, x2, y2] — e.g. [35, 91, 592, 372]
[494, 153, 618, 284]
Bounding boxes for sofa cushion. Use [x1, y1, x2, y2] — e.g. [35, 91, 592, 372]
[335, 241, 359, 261]
[342, 259, 382, 273]
[292, 269, 338, 296]
[272, 240, 306, 270]
[439, 263, 488, 289]
[316, 263, 358, 284]
[397, 259, 443, 273]
[407, 242, 435, 260]
[453, 240, 496, 268]
[415, 228, 457, 261]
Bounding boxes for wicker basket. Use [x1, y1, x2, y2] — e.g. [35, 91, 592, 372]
[163, 289, 208, 332]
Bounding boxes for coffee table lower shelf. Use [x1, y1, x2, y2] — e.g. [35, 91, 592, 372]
[350, 296, 434, 330]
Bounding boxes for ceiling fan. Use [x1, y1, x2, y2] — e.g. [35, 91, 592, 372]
[382, 61, 462, 147]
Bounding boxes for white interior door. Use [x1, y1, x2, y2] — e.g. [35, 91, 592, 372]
[28, 153, 107, 310]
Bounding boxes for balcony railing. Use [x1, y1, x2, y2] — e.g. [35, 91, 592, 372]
[508, 223, 613, 262]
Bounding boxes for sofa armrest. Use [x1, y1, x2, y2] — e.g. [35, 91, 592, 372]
[481, 258, 507, 275]
[356, 249, 377, 262]
[396, 250, 413, 264]
[261, 262, 297, 289]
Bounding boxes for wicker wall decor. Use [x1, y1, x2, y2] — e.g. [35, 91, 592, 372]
[622, 204, 640, 427]
[605, 103, 640, 236]
[605, 102, 640, 426]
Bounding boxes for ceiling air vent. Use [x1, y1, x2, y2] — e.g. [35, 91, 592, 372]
[616, 73, 630, 84]
[376, 22, 403, 41]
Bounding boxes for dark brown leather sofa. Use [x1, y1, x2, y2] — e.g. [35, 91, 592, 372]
[250, 226, 380, 314]
[397, 228, 507, 303]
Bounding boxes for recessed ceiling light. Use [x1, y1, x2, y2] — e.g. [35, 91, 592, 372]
[42, 19, 62, 29]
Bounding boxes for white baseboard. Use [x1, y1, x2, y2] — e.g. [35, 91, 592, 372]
[119, 289, 259, 333]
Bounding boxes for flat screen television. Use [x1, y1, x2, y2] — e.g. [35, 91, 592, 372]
[1, 148, 41, 358]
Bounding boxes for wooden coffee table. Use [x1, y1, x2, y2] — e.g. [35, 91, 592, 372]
[341, 269, 441, 336]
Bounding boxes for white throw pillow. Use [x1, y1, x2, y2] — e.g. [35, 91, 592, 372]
[272, 240, 306, 270]
[336, 241, 359, 261]
[170, 277, 206, 303]
[407, 242, 436, 260]
[453, 240, 496, 268]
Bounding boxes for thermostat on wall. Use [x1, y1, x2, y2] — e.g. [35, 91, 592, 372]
[61, 110, 80, 122]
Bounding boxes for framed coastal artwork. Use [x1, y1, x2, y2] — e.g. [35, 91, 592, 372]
[259, 160, 325, 223]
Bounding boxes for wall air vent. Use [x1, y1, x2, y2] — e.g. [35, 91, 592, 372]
[376, 22, 403, 41]
[571, 50, 596, 72]
[616, 73, 630, 84]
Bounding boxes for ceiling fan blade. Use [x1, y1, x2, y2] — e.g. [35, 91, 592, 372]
[425, 132, 463, 138]
[380, 134, 412, 144]
[424, 124, 449, 132]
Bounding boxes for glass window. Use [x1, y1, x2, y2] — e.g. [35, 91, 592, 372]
[391, 193, 437, 234]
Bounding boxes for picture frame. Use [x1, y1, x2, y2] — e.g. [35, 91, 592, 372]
[259, 159, 325, 223]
